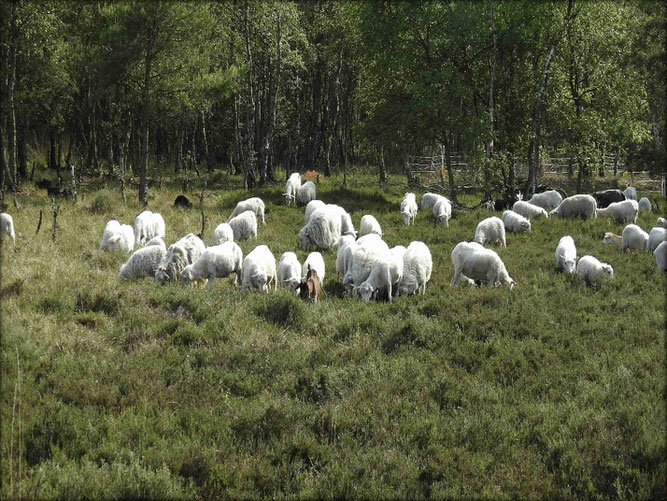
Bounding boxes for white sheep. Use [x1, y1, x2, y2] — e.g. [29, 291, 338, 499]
[212, 222, 234, 245]
[359, 214, 382, 238]
[180, 241, 243, 289]
[623, 186, 637, 200]
[227, 197, 266, 225]
[502, 210, 531, 234]
[284, 172, 302, 206]
[432, 198, 452, 227]
[595, 199, 639, 224]
[397, 241, 432, 296]
[512, 200, 548, 219]
[654, 241, 667, 272]
[278, 252, 301, 289]
[99, 219, 135, 252]
[228, 210, 258, 241]
[555, 235, 577, 274]
[298, 205, 349, 250]
[355, 247, 404, 302]
[400, 193, 418, 225]
[657, 217, 667, 229]
[450, 241, 515, 289]
[647, 226, 667, 252]
[602, 224, 649, 252]
[336, 235, 356, 277]
[549, 194, 597, 219]
[343, 234, 389, 291]
[527, 190, 562, 210]
[1, 213, 16, 244]
[296, 181, 317, 206]
[638, 197, 651, 212]
[155, 233, 206, 285]
[241, 244, 277, 292]
[473, 216, 506, 247]
[134, 210, 165, 245]
[576, 255, 613, 284]
[302, 251, 325, 282]
[145, 236, 164, 247]
[339, 211, 357, 238]
[118, 239, 167, 281]
[304, 200, 326, 224]
[421, 192, 446, 211]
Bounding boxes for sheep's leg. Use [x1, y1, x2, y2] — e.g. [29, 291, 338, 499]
[207, 274, 215, 290]
[450, 267, 462, 288]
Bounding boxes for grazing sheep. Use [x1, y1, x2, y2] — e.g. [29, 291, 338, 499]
[450, 241, 515, 289]
[359, 214, 382, 238]
[647, 226, 667, 252]
[492, 193, 522, 211]
[549, 194, 597, 219]
[174, 195, 192, 208]
[592, 189, 626, 208]
[638, 197, 652, 212]
[420, 192, 446, 211]
[502, 210, 531, 234]
[284, 172, 302, 206]
[602, 224, 649, 252]
[623, 186, 637, 200]
[336, 235, 356, 277]
[657, 217, 667, 229]
[100, 219, 135, 252]
[555, 236, 577, 274]
[343, 234, 389, 291]
[527, 190, 562, 210]
[241, 244, 277, 292]
[400, 193, 418, 225]
[155, 233, 206, 285]
[278, 252, 301, 289]
[433, 198, 452, 227]
[296, 266, 322, 302]
[595, 200, 639, 224]
[228, 210, 258, 241]
[304, 200, 326, 223]
[512, 200, 548, 219]
[134, 210, 165, 245]
[473, 216, 506, 247]
[180, 241, 243, 289]
[118, 239, 167, 281]
[0, 213, 15, 244]
[355, 247, 404, 302]
[397, 241, 433, 296]
[302, 251, 325, 282]
[296, 181, 317, 206]
[212, 222, 234, 245]
[227, 197, 266, 225]
[654, 241, 667, 272]
[577, 255, 613, 284]
[145, 236, 164, 247]
[298, 205, 351, 250]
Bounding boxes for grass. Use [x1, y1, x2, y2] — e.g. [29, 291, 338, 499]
[1, 169, 665, 499]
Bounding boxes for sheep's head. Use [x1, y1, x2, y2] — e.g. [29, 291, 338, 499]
[601, 232, 620, 246]
[548, 208, 559, 218]
[600, 264, 614, 279]
[154, 267, 170, 285]
[180, 266, 194, 286]
[252, 272, 267, 291]
[560, 256, 576, 274]
[357, 283, 374, 302]
[401, 212, 410, 225]
[521, 221, 531, 232]
[398, 274, 418, 297]
[298, 228, 311, 250]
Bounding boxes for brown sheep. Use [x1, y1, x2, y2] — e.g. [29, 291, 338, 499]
[295, 265, 321, 302]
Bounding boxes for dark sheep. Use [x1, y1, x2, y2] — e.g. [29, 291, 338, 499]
[592, 189, 625, 209]
[174, 195, 192, 208]
[295, 265, 321, 302]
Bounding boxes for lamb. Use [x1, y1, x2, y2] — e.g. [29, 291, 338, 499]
[99, 220, 135, 252]
[284, 172, 302, 206]
[592, 189, 626, 208]
[296, 266, 322, 302]
[397, 241, 433, 296]
[227, 197, 266, 225]
[359, 214, 382, 238]
[576, 255, 613, 284]
[336, 235, 356, 277]
[638, 197, 652, 212]
[295, 181, 317, 206]
[298, 205, 350, 250]
[212, 222, 234, 245]
[647, 226, 667, 252]
[473, 216, 506, 247]
[400, 193, 418, 225]
[302, 251, 325, 282]
[654, 241, 667, 272]
[228, 210, 258, 241]
[420, 192, 446, 211]
[450, 241, 515, 289]
[304, 200, 326, 223]
[595, 199, 639, 224]
[527, 190, 562, 210]
[623, 186, 637, 200]
[118, 239, 167, 281]
[278, 252, 301, 289]
[555, 236, 577, 274]
[657, 217, 667, 229]
[155, 233, 206, 285]
[432, 198, 452, 227]
[354, 247, 404, 302]
[133, 210, 166, 245]
[501, 210, 531, 234]
[602, 224, 649, 252]
[0, 213, 16, 244]
[549, 194, 597, 219]
[343, 234, 389, 291]
[240, 244, 277, 292]
[512, 200, 549, 219]
[180, 241, 243, 289]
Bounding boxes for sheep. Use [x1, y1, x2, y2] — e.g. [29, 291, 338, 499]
[623, 186, 637, 200]
[180, 241, 243, 289]
[654, 241, 667, 272]
[304, 200, 326, 223]
[296, 266, 322, 302]
[212, 222, 234, 245]
[592, 189, 626, 208]
[134, 210, 165, 245]
[339, 211, 357, 238]
[433, 198, 452, 227]
[1, 213, 16, 244]
[420, 192, 446, 211]
[602, 224, 649, 252]
[278, 252, 301, 289]
[450, 241, 515, 289]
[549, 194, 597, 219]
[576, 255, 613, 284]
[473, 216, 506, 247]
[174, 195, 192, 208]
[155, 233, 206, 285]
[491, 193, 521, 211]
[657, 217, 667, 229]
[527, 190, 562, 210]
[284, 172, 302, 206]
[638, 197, 652, 212]
[298, 205, 349, 250]
[397, 241, 433, 296]
[302, 251, 325, 282]
[227, 197, 266, 225]
[99, 220, 135, 252]
[555, 236, 577, 274]
[118, 239, 167, 281]
[295, 181, 317, 206]
[359, 214, 382, 238]
[336, 235, 356, 276]
[501, 210, 531, 234]
[400, 193, 418, 225]
[354, 247, 404, 302]
[512, 200, 548, 220]
[595, 199, 639, 224]
[647, 226, 667, 252]
[343, 234, 389, 291]
[240, 244, 277, 292]
[228, 210, 258, 241]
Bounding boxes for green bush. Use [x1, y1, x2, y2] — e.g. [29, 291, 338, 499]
[254, 291, 306, 329]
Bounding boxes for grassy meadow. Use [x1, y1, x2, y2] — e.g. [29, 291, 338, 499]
[1, 170, 665, 499]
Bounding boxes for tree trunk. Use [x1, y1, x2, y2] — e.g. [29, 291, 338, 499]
[202, 110, 211, 172]
[243, 0, 256, 189]
[379, 146, 387, 184]
[487, 0, 497, 158]
[5, 3, 18, 185]
[259, 6, 282, 184]
[444, 135, 456, 202]
[139, 35, 154, 205]
[17, 117, 27, 181]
